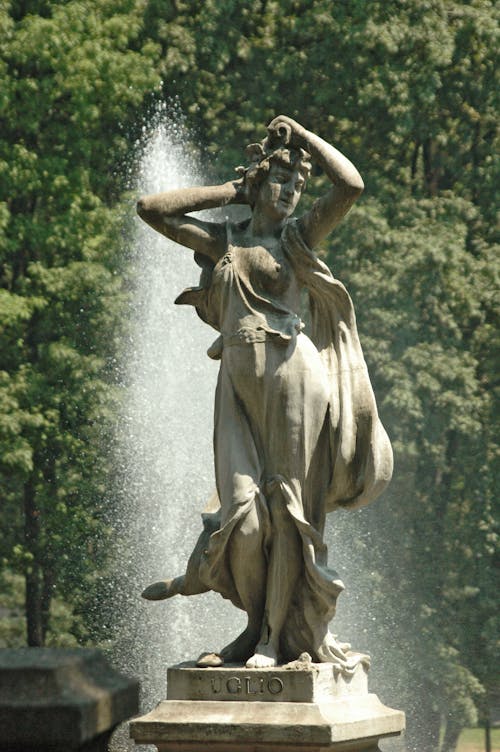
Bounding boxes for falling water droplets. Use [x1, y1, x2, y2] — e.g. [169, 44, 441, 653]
[109, 109, 244, 722]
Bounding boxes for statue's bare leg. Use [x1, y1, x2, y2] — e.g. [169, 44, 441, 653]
[246, 487, 301, 668]
[142, 515, 216, 602]
[142, 576, 185, 600]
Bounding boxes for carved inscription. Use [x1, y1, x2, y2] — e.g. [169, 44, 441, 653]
[210, 676, 284, 696]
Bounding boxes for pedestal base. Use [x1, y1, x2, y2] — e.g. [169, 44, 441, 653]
[130, 660, 405, 752]
[0, 648, 139, 752]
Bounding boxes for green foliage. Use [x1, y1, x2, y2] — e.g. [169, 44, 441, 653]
[0, 0, 161, 645]
[0, 1, 497, 749]
[330, 191, 498, 747]
[0, 569, 84, 647]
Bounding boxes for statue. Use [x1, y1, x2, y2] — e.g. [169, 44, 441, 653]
[137, 116, 393, 671]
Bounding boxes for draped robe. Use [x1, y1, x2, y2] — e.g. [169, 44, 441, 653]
[174, 219, 393, 663]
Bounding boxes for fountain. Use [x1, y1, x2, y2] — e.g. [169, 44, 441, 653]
[112, 110, 405, 751]
[111, 110, 245, 704]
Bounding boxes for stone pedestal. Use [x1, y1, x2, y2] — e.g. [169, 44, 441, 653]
[0, 648, 139, 752]
[130, 657, 405, 751]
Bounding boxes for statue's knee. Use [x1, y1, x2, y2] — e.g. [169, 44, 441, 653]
[230, 472, 258, 506]
[234, 504, 261, 539]
[222, 473, 268, 548]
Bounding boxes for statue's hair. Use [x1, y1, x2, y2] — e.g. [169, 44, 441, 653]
[236, 129, 312, 208]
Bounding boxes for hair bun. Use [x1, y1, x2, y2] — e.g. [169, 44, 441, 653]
[267, 120, 292, 147]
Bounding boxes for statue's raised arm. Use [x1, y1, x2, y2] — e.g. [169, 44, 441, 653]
[266, 115, 364, 249]
[136, 116, 362, 262]
[136, 177, 246, 263]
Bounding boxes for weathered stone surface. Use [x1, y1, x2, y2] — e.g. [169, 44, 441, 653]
[0, 648, 139, 752]
[167, 657, 368, 703]
[130, 695, 404, 751]
[130, 662, 405, 752]
[138, 115, 393, 671]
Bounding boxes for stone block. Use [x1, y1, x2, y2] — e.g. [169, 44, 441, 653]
[166, 659, 368, 703]
[0, 648, 139, 752]
[130, 661, 405, 752]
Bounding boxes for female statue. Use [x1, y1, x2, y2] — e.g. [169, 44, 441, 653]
[137, 116, 393, 669]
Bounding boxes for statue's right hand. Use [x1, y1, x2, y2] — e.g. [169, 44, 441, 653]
[267, 116, 306, 147]
[267, 117, 292, 145]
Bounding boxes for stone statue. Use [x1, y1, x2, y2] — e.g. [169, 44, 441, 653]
[137, 116, 393, 670]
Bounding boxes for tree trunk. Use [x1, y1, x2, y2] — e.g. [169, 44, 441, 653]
[411, 139, 420, 194]
[41, 566, 54, 642]
[422, 138, 441, 197]
[441, 719, 462, 752]
[485, 719, 491, 752]
[40, 455, 56, 642]
[24, 476, 44, 646]
[471, 120, 481, 206]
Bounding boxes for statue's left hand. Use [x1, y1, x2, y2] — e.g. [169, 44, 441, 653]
[231, 176, 249, 205]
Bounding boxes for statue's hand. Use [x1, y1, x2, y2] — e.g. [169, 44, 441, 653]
[267, 115, 306, 147]
[230, 175, 249, 205]
[226, 173, 249, 204]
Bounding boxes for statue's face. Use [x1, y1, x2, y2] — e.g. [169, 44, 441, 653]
[256, 162, 306, 221]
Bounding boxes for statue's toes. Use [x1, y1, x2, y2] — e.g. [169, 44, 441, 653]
[197, 652, 224, 668]
[246, 652, 277, 669]
[141, 580, 174, 600]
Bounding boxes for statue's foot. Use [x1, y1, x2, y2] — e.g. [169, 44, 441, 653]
[245, 642, 278, 668]
[197, 652, 224, 668]
[220, 626, 260, 663]
[141, 576, 184, 600]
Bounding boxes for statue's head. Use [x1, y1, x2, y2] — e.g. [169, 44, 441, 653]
[237, 127, 312, 216]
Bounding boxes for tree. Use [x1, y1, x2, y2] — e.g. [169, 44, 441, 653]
[331, 194, 498, 750]
[0, 0, 160, 646]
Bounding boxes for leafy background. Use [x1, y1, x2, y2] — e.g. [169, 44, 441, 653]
[0, 2, 498, 751]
